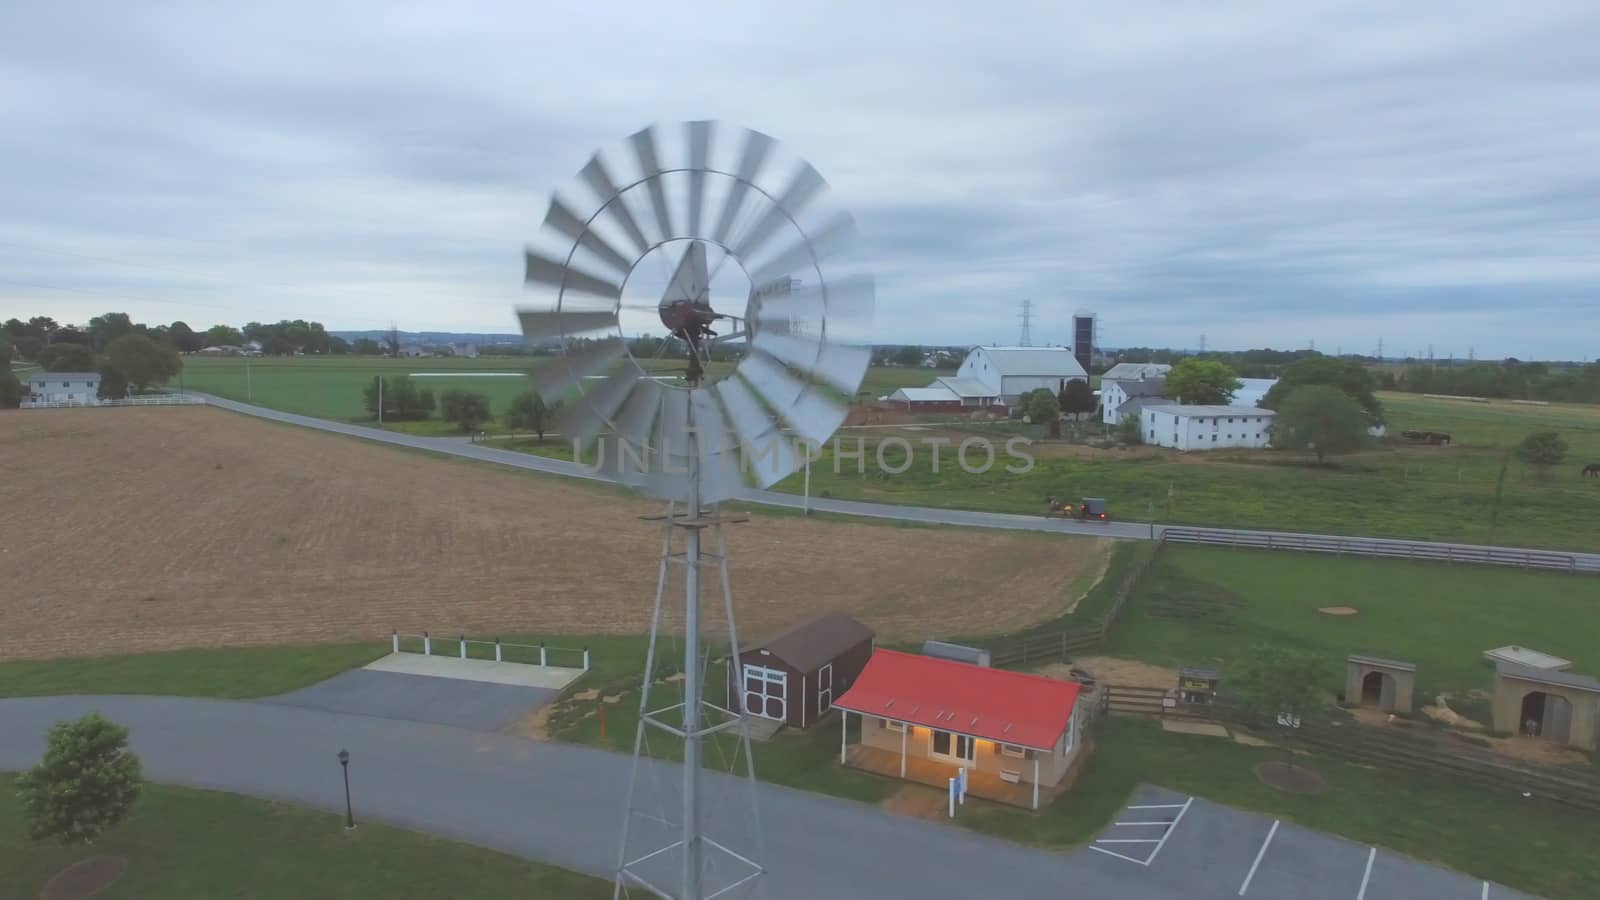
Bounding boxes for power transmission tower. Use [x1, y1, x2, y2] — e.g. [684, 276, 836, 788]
[1376, 338, 1384, 361]
[1199, 333, 1206, 354]
[1017, 299, 1034, 346]
[1468, 346, 1475, 361]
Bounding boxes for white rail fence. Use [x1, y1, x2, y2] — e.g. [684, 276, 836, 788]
[21, 395, 207, 409]
[391, 631, 590, 671]
[1159, 526, 1598, 574]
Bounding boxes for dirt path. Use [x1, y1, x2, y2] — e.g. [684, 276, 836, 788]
[0, 408, 1110, 659]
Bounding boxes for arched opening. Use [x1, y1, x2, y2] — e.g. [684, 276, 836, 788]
[1520, 691, 1574, 742]
[1360, 671, 1387, 706]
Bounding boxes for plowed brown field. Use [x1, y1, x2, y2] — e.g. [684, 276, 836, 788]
[0, 408, 1108, 660]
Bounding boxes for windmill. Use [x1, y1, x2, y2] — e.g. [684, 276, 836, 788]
[517, 121, 874, 900]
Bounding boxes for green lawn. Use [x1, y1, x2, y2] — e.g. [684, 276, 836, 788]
[768, 392, 1600, 551]
[0, 642, 388, 700]
[1106, 544, 1600, 700]
[0, 775, 608, 899]
[961, 718, 1600, 900]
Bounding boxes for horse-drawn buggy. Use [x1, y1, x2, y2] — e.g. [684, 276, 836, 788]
[1044, 496, 1110, 522]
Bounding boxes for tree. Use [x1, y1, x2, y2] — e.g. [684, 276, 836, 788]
[1114, 412, 1142, 444]
[440, 389, 492, 432]
[37, 342, 97, 372]
[1516, 430, 1568, 477]
[86, 312, 136, 352]
[362, 375, 434, 421]
[891, 345, 923, 366]
[385, 326, 401, 357]
[13, 335, 43, 360]
[1234, 646, 1326, 719]
[98, 364, 129, 400]
[506, 390, 556, 438]
[328, 336, 351, 355]
[15, 713, 142, 846]
[351, 338, 383, 355]
[1261, 356, 1384, 425]
[0, 369, 21, 409]
[105, 333, 182, 391]
[1058, 378, 1097, 418]
[0, 332, 11, 365]
[53, 326, 92, 346]
[1272, 384, 1369, 464]
[1166, 358, 1242, 405]
[1022, 387, 1061, 437]
[167, 321, 204, 353]
[203, 324, 245, 348]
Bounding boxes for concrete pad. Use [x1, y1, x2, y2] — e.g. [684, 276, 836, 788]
[1240, 820, 1371, 900]
[263, 669, 558, 731]
[1161, 719, 1229, 737]
[364, 652, 585, 691]
[1362, 848, 1491, 899]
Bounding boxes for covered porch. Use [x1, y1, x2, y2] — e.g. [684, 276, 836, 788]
[841, 743, 1051, 808]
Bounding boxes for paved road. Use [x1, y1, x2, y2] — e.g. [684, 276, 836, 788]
[193, 393, 1600, 572]
[0, 696, 1525, 899]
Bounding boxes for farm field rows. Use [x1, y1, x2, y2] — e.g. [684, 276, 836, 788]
[0, 406, 1107, 660]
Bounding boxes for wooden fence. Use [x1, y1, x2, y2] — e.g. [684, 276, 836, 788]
[1096, 690, 1600, 814]
[986, 538, 1165, 669]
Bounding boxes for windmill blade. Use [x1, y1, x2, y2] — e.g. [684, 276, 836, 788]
[558, 365, 643, 447]
[687, 388, 746, 503]
[652, 388, 691, 475]
[711, 129, 775, 245]
[755, 274, 874, 327]
[685, 121, 714, 238]
[737, 353, 848, 446]
[518, 308, 618, 344]
[628, 126, 674, 242]
[714, 376, 799, 488]
[731, 162, 826, 262]
[525, 250, 623, 301]
[613, 378, 664, 456]
[751, 331, 870, 396]
[580, 154, 650, 257]
[744, 212, 858, 289]
[528, 337, 626, 402]
[543, 197, 634, 278]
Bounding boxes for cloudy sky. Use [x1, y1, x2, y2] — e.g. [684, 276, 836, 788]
[2, 1, 1597, 359]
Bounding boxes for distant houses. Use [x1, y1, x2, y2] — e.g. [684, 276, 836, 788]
[886, 346, 1087, 412]
[23, 371, 100, 406]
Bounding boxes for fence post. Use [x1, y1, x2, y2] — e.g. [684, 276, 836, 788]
[392, 631, 399, 653]
[423, 631, 431, 656]
[540, 642, 547, 667]
[948, 777, 956, 818]
[583, 646, 590, 672]
[460, 635, 467, 660]
[495, 638, 503, 662]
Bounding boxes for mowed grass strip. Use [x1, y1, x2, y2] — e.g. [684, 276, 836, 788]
[1106, 545, 1600, 698]
[0, 643, 387, 699]
[0, 775, 609, 899]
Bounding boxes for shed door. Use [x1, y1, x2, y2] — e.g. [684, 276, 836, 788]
[743, 665, 787, 721]
[816, 663, 833, 715]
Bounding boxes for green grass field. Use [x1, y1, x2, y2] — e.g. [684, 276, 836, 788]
[1107, 544, 1600, 700]
[769, 391, 1600, 550]
[0, 642, 388, 700]
[0, 775, 607, 899]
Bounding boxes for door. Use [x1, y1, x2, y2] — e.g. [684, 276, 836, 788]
[742, 665, 787, 721]
[816, 663, 833, 715]
[930, 730, 976, 767]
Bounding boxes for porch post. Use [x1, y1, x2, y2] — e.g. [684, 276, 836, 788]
[1032, 756, 1040, 810]
[839, 709, 848, 764]
[900, 723, 908, 778]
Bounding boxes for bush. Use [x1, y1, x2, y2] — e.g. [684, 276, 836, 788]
[15, 713, 142, 846]
[440, 389, 492, 432]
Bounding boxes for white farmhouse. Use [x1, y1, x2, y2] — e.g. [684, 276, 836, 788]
[1101, 377, 1168, 426]
[1141, 404, 1275, 451]
[25, 371, 101, 406]
[955, 346, 1087, 407]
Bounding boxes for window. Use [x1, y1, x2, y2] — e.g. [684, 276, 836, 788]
[882, 718, 905, 732]
[1211, 434, 1217, 441]
[817, 663, 833, 714]
[1000, 743, 1027, 759]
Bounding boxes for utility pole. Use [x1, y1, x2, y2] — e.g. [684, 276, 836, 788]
[1376, 338, 1383, 361]
[245, 359, 253, 402]
[378, 376, 383, 427]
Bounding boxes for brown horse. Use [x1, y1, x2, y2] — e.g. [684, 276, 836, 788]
[1584, 463, 1600, 478]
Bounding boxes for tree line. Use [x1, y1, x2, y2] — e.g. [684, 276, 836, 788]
[1383, 360, 1600, 404]
[360, 374, 558, 436]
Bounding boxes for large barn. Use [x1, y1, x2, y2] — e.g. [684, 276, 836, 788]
[954, 346, 1087, 406]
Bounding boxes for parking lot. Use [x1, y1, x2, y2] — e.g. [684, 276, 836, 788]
[1078, 785, 1537, 899]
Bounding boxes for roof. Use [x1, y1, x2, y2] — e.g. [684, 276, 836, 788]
[29, 371, 101, 382]
[1142, 404, 1276, 418]
[1347, 654, 1417, 672]
[890, 386, 959, 403]
[747, 612, 875, 674]
[835, 649, 1081, 750]
[933, 376, 997, 398]
[1106, 378, 1168, 399]
[970, 347, 1087, 379]
[1496, 662, 1600, 694]
[1103, 362, 1171, 380]
[1116, 397, 1157, 417]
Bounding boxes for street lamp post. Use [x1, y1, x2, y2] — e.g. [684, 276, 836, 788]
[338, 748, 355, 830]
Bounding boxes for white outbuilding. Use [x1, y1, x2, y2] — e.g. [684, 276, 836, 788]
[955, 346, 1087, 406]
[1141, 404, 1275, 451]
[25, 371, 102, 406]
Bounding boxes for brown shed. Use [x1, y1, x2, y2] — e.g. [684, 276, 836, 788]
[728, 613, 875, 729]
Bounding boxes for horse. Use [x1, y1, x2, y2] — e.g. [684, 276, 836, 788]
[1584, 463, 1600, 478]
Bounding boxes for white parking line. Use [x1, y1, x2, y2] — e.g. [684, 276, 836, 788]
[1355, 847, 1376, 899]
[1127, 803, 1187, 809]
[1144, 796, 1193, 867]
[1237, 818, 1279, 895]
[1115, 820, 1175, 826]
[1481, 882, 1489, 900]
[1096, 838, 1162, 844]
[1089, 845, 1155, 865]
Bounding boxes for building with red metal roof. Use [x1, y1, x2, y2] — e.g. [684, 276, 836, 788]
[833, 649, 1090, 809]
